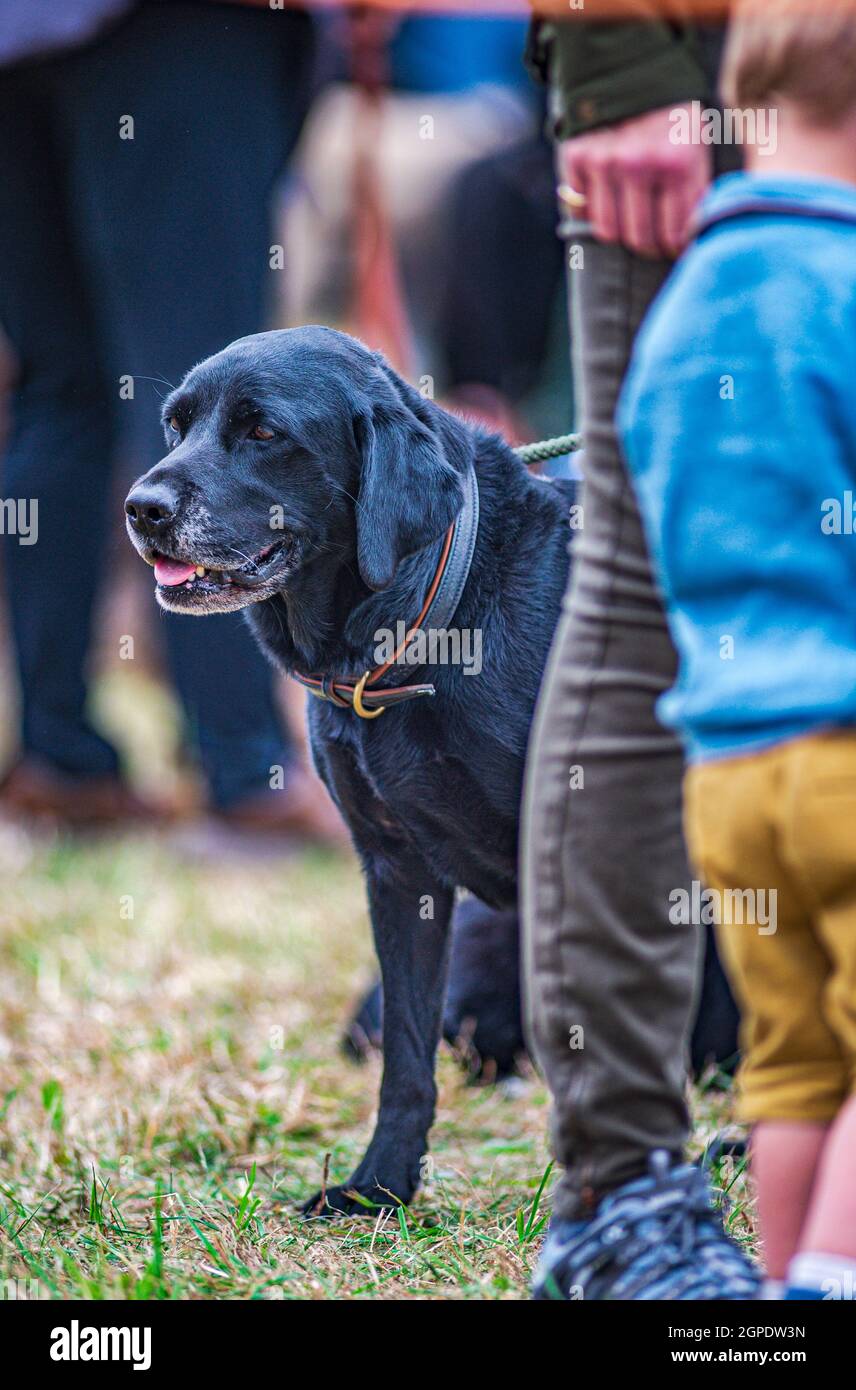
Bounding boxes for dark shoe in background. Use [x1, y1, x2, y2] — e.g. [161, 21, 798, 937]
[213, 764, 349, 851]
[0, 757, 166, 828]
[0, 756, 349, 851]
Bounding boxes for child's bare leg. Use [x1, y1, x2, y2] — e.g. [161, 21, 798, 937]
[752, 1122, 828, 1278]
[800, 1095, 856, 1259]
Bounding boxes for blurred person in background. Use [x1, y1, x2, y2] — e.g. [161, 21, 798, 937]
[435, 121, 568, 449]
[281, 9, 544, 410]
[0, 0, 342, 841]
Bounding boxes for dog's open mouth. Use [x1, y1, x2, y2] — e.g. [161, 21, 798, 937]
[153, 539, 285, 590]
[147, 538, 295, 610]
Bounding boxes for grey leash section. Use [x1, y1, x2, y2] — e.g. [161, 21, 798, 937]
[514, 432, 582, 465]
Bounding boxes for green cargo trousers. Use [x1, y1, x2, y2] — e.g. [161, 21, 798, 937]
[521, 234, 700, 1221]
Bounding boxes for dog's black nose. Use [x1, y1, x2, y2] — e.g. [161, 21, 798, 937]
[125, 483, 178, 535]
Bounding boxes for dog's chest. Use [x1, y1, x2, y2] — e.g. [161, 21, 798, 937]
[318, 705, 520, 900]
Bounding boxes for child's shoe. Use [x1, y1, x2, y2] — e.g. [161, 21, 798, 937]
[533, 1149, 759, 1300]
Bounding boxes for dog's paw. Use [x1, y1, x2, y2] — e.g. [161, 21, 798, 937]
[301, 1182, 408, 1219]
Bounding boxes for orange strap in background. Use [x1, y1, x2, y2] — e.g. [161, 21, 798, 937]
[345, 6, 415, 376]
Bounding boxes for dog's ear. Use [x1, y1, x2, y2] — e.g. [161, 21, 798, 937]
[354, 373, 471, 592]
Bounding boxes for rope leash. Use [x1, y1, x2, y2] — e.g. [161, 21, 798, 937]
[513, 432, 582, 465]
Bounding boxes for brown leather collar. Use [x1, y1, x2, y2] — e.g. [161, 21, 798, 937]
[292, 459, 479, 719]
[292, 525, 452, 719]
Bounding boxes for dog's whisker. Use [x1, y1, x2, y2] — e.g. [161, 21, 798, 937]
[135, 373, 178, 402]
[324, 479, 362, 510]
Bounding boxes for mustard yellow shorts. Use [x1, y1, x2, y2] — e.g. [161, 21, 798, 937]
[685, 730, 856, 1125]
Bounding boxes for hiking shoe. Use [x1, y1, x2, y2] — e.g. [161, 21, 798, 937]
[533, 1149, 759, 1300]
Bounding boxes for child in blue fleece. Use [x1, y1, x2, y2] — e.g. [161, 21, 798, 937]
[618, 3, 856, 1301]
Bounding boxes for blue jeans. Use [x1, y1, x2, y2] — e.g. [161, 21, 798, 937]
[0, 0, 315, 806]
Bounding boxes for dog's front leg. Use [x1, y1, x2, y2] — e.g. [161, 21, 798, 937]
[304, 858, 453, 1217]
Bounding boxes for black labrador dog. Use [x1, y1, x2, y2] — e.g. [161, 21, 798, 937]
[124, 326, 732, 1215]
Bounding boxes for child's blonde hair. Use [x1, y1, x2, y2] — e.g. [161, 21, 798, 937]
[722, 0, 856, 125]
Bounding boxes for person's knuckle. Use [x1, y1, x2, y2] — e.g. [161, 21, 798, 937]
[663, 145, 701, 179]
[582, 144, 607, 173]
[618, 153, 654, 180]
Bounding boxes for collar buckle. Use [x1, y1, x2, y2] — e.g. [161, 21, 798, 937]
[352, 670, 385, 719]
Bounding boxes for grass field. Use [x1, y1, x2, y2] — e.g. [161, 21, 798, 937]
[0, 676, 756, 1301]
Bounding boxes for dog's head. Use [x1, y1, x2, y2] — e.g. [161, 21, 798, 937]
[125, 327, 471, 615]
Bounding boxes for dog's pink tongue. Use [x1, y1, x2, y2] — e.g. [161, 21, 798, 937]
[154, 557, 196, 587]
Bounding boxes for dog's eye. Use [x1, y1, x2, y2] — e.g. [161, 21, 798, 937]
[250, 424, 275, 441]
